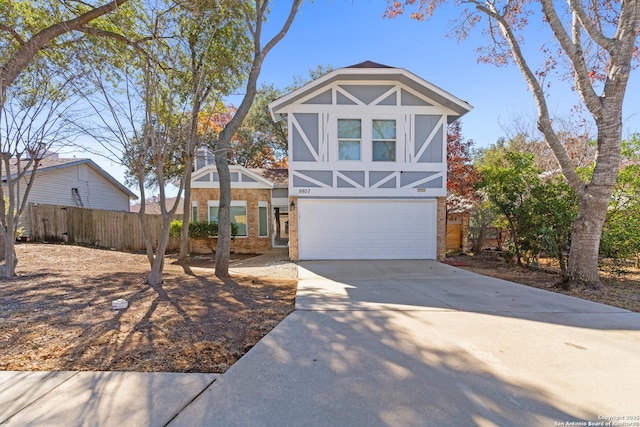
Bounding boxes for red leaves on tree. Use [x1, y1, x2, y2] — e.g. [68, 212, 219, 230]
[447, 121, 479, 212]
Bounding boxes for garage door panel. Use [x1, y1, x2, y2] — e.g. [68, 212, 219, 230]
[298, 199, 436, 260]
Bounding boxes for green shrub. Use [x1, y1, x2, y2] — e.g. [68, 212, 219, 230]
[168, 220, 238, 239]
[169, 220, 182, 238]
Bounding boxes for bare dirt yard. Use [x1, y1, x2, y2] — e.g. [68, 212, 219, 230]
[0, 243, 297, 373]
[446, 252, 640, 313]
[1, 244, 638, 374]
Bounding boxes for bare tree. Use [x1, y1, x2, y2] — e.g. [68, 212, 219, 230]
[214, 0, 302, 278]
[0, 67, 76, 277]
[388, 0, 640, 288]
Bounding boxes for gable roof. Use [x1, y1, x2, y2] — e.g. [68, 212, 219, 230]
[130, 196, 184, 214]
[191, 164, 280, 189]
[3, 157, 137, 199]
[269, 60, 473, 123]
[346, 61, 394, 69]
[250, 168, 288, 187]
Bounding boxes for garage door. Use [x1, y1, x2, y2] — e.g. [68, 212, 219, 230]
[298, 199, 437, 260]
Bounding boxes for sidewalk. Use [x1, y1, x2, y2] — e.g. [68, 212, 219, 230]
[0, 371, 217, 426]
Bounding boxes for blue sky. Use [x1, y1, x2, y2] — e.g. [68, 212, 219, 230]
[253, 0, 639, 145]
[74, 0, 640, 195]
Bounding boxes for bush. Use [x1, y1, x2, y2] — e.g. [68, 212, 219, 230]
[169, 220, 237, 239]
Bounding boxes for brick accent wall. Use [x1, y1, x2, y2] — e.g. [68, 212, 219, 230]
[190, 188, 272, 254]
[288, 196, 299, 261]
[436, 197, 446, 261]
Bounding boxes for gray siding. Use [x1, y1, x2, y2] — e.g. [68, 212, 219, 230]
[338, 85, 394, 105]
[13, 164, 131, 236]
[415, 115, 443, 163]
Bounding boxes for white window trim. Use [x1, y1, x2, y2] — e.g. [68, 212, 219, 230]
[258, 201, 269, 238]
[332, 115, 400, 164]
[208, 200, 248, 238]
[191, 201, 198, 221]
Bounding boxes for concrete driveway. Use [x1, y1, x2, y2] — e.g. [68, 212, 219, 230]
[169, 260, 640, 427]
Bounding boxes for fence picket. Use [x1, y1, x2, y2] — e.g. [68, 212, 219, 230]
[28, 203, 179, 252]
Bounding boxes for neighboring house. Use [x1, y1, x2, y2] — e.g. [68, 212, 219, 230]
[2, 154, 137, 237]
[130, 196, 185, 215]
[268, 61, 472, 261]
[190, 158, 289, 254]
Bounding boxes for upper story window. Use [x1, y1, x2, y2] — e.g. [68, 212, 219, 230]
[372, 119, 396, 162]
[338, 119, 361, 161]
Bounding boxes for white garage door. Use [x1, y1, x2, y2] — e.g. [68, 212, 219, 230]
[298, 199, 437, 260]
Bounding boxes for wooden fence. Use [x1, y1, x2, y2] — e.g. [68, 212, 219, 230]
[28, 203, 179, 252]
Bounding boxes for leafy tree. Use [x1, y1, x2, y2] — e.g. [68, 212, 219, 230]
[600, 134, 640, 268]
[387, 0, 640, 289]
[230, 65, 334, 169]
[476, 145, 541, 265]
[173, 0, 250, 262]
[76, 0, 250, 285]
[0, 0, 130, 100]
[446, 121, 478, 214]
[213, 0, 302, 278]
[231, 85, 288, 168]
[468, 200, 500, 253]
[524, 178, 578, 276]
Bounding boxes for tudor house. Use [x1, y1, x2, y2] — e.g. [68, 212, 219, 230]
[269, 61, 472, 261]
[190, 62, 471, 260]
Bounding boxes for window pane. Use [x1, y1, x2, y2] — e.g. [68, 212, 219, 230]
[230, 206, 247, 236]
[192, 206, 198, 221]
[339, 141, 361, 160]
[338, 119, 361, 138]
[372, 120, 396, 139]
[259, 206, 268, 237]
[209, 206, 218, 223]
[373, 141, 396, 161]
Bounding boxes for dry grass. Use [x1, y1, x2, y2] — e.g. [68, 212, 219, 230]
[0, 243, 297, 373]
[3, 244, 638, 374]
[446, 252, 640, 313]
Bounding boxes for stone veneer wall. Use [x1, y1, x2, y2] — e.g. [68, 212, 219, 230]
[287, 196, 299, 261]
[190, 188, 272, 254]
[436, 197, 446, 261]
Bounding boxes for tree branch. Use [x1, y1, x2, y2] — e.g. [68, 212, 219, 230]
[1, 0, 130, 96]
[539, 0, 602, 118]
[473, 1, 585, 195]
[0, 25, 26, 47]
[567, 0, 613, 50]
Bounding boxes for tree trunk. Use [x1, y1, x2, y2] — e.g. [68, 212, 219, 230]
[214, 151, 231, 277]
[0, 232, 17, 278]
[213, 0, 301, 279]
[565, 117, 621, 289]
[147, 254, 165, 286]
[146, 213, 173, 285]
[179, 166, 193, 261]
[565, 179, 611, 289]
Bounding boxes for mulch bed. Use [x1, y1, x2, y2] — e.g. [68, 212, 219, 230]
[447, 252, 640, 313]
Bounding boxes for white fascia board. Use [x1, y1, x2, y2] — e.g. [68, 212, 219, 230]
[191, 164, 275, 189]
[268, 66, 473, 121]
[269, 68, 345, 121]
[191, 164, 217, 181]
[232, 165, 276, 187]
